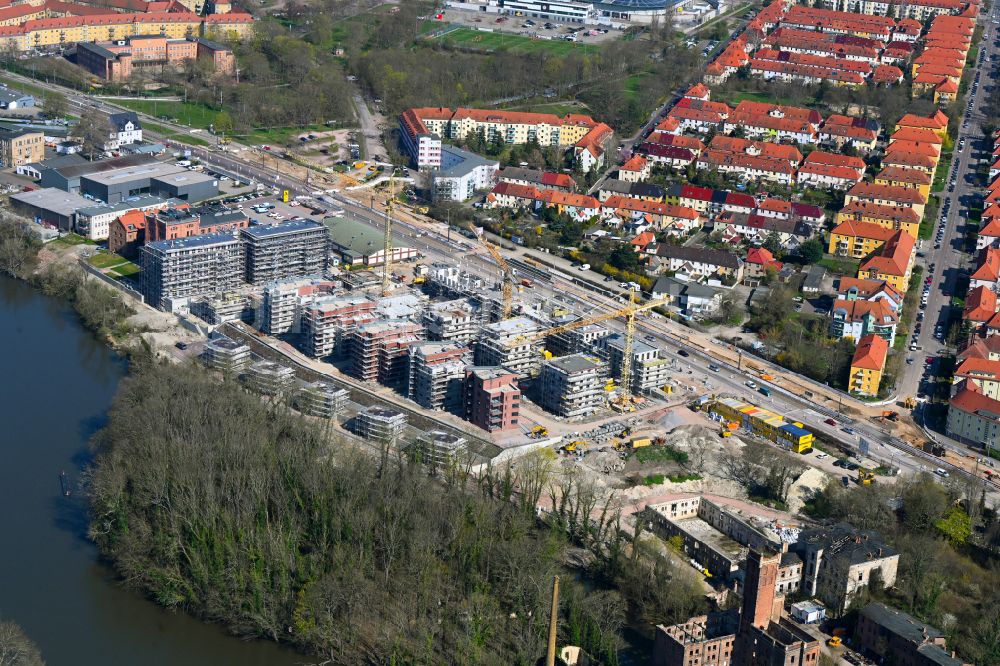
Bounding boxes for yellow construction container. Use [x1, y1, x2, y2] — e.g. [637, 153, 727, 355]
[631, 438, 652, 449]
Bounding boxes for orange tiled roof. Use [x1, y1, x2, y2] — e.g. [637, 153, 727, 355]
[851, 333, 889, 371]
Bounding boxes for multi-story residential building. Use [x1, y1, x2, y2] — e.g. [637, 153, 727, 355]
[837, 277, 904, 313]
[300, 295, 375, 358]
[952, 356, 1000, 400]
[349, 319, 424, 390]
[0, 128, 43, 167]
[497, 166, 577, 192]
[797, 151, 866, 190]
[723, 100, 822, 144]
[538, 353, 607, 418]
[791, 525, 898, 612]
[260, 276, 339, 335]
[296, 381, 349, 419]
[147, 205, 249, 243]
[970, 247, 1000, 292]
[855, 603, 970, 666]
[645, 244, 744, 282]
[601, 333, 673, 393]
[240, 219, 328, 285]
[835, 201, 922, 241]
[845, 182, 928, 218]
[696, 135, 801, 185]
[354, 405, 407, 443]
[475, 316, 540, 379]
[464, 366, 520, 432]
[407, 341, 471, 413]
[75, 195, 171, 241]
[948, 379, 1000, 451]
[432, 145, 498, 202]
[819, 114, 880, 152]
[411, 430, 468, 474]
[830, 298, 898, 341]
[827, 219, 897, 258]
[106, 111, 142, 149]
[139, 232, 244, 311]
[858, 230, 915, 292]
[399, 107, 613, 172]
[422, 300, 478, 344]
[849, 333, 889, 396]
[0, 11, 254, 55]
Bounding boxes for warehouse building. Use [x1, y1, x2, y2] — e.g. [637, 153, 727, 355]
[241, 219, 328, 285]
[9, 187, 91, 230]
[38, 154, 155, 193]
[324, 216, 417, 267]
[80, 161, 218, 204]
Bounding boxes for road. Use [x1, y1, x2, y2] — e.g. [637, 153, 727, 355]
[9, 63, 995, 493]
[896, 6, 1000, 445]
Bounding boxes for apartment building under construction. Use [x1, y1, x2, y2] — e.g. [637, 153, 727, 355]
[408, 341, 472, 413]
[241, 219, 328, 286]
[261, 276, 340, 335]
[350, 320, 425, 390]
[139, 232, 244, 311]
[423, 300, 480, 343]
[300, 295, 376, 359]
[538, 353, 608, 418]
[475, 316, 540, 379]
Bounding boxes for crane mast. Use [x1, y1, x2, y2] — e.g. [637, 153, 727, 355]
[381, 175, 394, 297]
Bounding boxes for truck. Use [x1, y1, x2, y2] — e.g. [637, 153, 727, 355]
[758, 386, 771, 397]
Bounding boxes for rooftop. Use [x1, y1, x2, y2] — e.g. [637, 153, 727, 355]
[11, 187, 91, 217]
[243, 218, 324, 239]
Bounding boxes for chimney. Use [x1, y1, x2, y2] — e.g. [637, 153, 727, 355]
[546, 576, 560, 666]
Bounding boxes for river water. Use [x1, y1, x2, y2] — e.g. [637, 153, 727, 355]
[0, 276, 303, 666]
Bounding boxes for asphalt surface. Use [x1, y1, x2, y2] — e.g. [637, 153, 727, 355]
[6, 60, 994, 492]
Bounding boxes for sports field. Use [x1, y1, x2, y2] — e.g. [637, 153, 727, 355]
[435, 27, 599, 55]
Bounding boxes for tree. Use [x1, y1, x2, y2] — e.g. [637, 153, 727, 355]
[608, 243, 641, 272]
[935, 506, 972, 545]
[0, 620, 45, 666]
[798, 238, 824, 264]
[41, 91, 67, 119]
[72, 110, 110, 159]
[763, 231, 783, 258]
[213, 111, 234, 135]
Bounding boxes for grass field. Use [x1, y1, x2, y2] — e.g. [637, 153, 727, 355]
[716, 90, 819, 108]
[50, 233, 95, 249]
[932, 152, 953, 193]
[435, 27, 600, 55]
[817, 255, 860, 276]
[501, 100, 590, 116]
[108, 99, 217, 130]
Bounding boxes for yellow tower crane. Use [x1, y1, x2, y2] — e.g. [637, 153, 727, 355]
[468, 224, 514, 319]
[511, 290, 670, 410]
[381, 175, 395, 297]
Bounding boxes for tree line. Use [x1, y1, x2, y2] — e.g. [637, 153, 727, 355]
[87, 359, 708, 664]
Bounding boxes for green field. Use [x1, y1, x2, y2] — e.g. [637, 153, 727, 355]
[435, 27, 600, 55]
[817, 255, 860, 276]
[107, 99, 217, 130]
[501, 100, 590, 116]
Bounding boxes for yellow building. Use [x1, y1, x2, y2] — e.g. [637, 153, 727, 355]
[849, 334, 888, 397]
[874, 166, 932, 200]
[835, 201, 922, 241]
[827, 220, 897, 258]
[0, 128, 43, 167]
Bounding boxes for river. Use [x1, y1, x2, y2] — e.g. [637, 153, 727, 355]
[0, 276, 303, 666]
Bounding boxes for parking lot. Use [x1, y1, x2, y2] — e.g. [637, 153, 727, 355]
[428, 7, 621, 45]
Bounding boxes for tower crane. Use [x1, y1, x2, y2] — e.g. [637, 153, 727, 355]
[512, 287, 669, 411]
[381, 174, 395, 297]
[468, 224, 514, 319]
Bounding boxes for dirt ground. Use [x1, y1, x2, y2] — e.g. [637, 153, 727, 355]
[292, 129, 354, 168]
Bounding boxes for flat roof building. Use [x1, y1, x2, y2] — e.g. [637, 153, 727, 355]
[408, 341, 471, 414]
[245, 360, 295, 396]
[241, 219, 328, 285]
[856, 603, 969, 666]
[411, 430, 468, 474]
[139, 232, 244, 311]
[464, 366, 521, 432]
[201, 336, 250, 373]
[296, 381, 349, 419]
[9, 187, 91, 231]
[354, 405, 407, 443]
[538, 353, 607, 418]
[75, 194, 173, 241]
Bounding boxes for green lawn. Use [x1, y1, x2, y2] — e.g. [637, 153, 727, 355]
[716, 90, 819, 108]
[140, 120, 211, 147]
[106, 98, 217, 130]
[434, 27, 599, 55]
[502, 100, 590, 116]
[110, 263, 140, 278]
[932, 152, 953, 193]
[817, 255, 860, 276]
[88, 251, 128, 269]
[49, 233, 95, 248]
